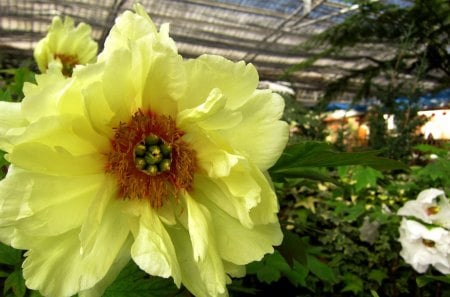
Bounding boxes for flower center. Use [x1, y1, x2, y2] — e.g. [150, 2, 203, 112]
[53, 53, 79, 76]
[426, 206, 440, 216]
[106, 110, 197, 208]
[134, 134, 172, 176]
[422, 239, 435, 248]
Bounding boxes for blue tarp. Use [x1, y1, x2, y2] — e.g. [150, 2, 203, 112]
[327, 89, 450, 111]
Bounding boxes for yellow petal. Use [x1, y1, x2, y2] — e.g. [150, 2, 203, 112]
[183, 130, 241, 178]
[167, 225, 227, 297]
[79, 200, 131, 290]
[177, 88, 241, 131]
[0, 166, 33, 226]
[100, 5, 176, 62]
[0, 168, 104, 239]
[217, 90, 289, 170]
[7, 115, 106, 155]
[101, 49, 137, 125]
[131, 206, 182, 286]
[180, 54, 258, 111]
[141, 47, 184, 117]
[83, 81, 115, 138]
[0, 101, 27, 151]
[8, 142, 103, 176]
[185, 192, 210, 261]
[21, 70, 67, 122]
[195, 195, 283, 265]
[194, 175, 253, 228]
[22, 229, 85, 297]
[79, 236, 132, 297]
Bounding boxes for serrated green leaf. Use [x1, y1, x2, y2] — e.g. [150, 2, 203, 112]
[103, 261, 181, 297]
[352, 166, 383, 192]
[3, 270, 26, 297]
[368, 269, 387, 285]
[0, 243, 22, 266]
[306, 255, 337, 284]
[416, 160, 450, 182]
[341, 273, 364, 294]
[334, 200, 366, 222]
[270, 141, 408, 172]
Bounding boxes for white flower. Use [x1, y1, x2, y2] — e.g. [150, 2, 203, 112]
[398, 188, 450, 228]
[399, 219, 450, 274]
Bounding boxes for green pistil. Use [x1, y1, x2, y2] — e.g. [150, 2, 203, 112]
[134, 134, 172, 176]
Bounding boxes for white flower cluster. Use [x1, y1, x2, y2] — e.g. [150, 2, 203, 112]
[397, 188, 450, 274]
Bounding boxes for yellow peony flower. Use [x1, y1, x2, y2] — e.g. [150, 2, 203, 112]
[0, 4, 288, 297]
[34, 16, 98, 76]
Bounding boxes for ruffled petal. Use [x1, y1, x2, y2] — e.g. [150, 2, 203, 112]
[130, 204, 182, 286]
[218, 90, 289, 170]
[78, 186, 131, 290]
[101, 49, 138, 125]
[21, 69, 68, 122]
[22, 229, 85, 297]
[82, 81, 115, 138]
[6, 115, 106, 156]
[99, 4, 176, 62]
[180, 54, 258, 110]
[219, 160, 279, 226]
[168, 225, 227, 297]
[0, 166, 33, 226]
[0, 101, 27, 151]
[140, 45, 184, 117]
[195, 192, 282, 265]
[183, 131, 241, 178]
[0, 167, 104, 242]
[185, 192, 210, 261]
[177, 88, 241, 132]
[79, 236, 132, 297]
[7, 142, 103, 176]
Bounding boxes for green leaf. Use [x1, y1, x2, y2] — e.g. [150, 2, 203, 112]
[247, 251, 291, 284]
[341, 273, 364, 294]
[277, 230, 307, 266]
[29, 290, 44, 297]
[416, 275, 450, 287]
[370, 290, 381, 297]
[270, 141, 408, 173]
[270, 166, 341, 184]
[334, 200, 366, 222]
[416, 159, 450, 183]
[368, 269, 387, 285]
[103, 261, 181, 297]
[0, 243, 22, 266]
[283, 260, 309, 287]
[3, 270, 26, 297]
[414, 144, 449, 157]
[306, 255, 337, 284]
[352, 166, 383, 192]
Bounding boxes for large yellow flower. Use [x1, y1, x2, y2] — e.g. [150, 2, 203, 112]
[34, 16, 98, 76]
[0, 5, 288, 297]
